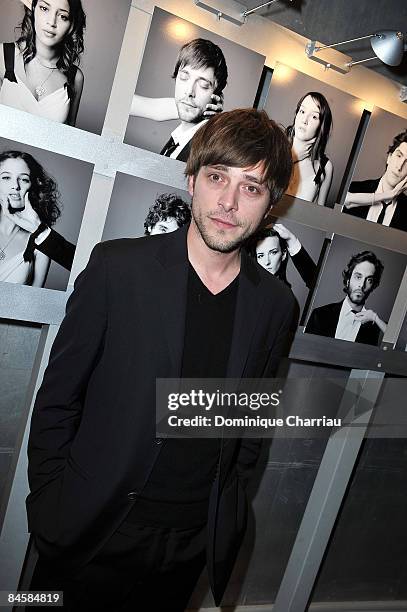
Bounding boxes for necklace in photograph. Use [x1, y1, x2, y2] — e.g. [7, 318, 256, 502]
[0, 226, 19, 260]
[34, 57, 58, 98]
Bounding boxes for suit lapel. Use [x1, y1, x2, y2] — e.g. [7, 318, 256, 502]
[226, 250, 264, 378]
[154, 227, 189, 376]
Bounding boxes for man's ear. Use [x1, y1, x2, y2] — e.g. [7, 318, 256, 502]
[188, 175, 195, 198]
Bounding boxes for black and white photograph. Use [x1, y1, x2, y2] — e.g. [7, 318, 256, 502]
[264, 62, 365, 207]
[102, 173, 191, 242]
[246, 216, 325, 315]
[124, 7, 265, 161]
[0, 0, 131, 133]
[0, 136, 93, 290]
[342, 107, 407, 232]
[304, 234, 407, 346]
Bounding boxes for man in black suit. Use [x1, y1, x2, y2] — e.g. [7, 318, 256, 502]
[160, 38, 228, 162]
[344, 129, 407, 231]
[28, 109, 295, 611]
[306, 250, 386, 346]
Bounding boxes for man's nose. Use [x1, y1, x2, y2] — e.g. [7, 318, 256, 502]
[218, 183, 239, 211]
[185, 81, 196, 98]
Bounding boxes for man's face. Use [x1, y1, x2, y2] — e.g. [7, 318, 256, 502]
[188, 163, 270, 253]
[149, 217, 179, 235]
[384, 142, 407, 188]
[174, 63, 216, 125]
[345, 261, 376, 306]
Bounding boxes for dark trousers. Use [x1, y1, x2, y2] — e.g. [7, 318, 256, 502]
[29, 520, 207, 611]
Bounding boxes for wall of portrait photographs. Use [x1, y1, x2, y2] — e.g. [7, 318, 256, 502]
[0, 0, 407, 608]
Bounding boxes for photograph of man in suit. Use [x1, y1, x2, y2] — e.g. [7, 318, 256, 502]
[27, 108, 295, 611]
[343, 129, 407, 231]
[305, 250, 386, 346]
[160, 38, 228, 162]
[144, 192, 191, 235]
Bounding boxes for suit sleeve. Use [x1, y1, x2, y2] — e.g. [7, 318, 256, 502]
[291, 246, 317, 290]
[35, 229, 76, 271]
[28, 243, 108, 495]
[237, 294, 296, 487]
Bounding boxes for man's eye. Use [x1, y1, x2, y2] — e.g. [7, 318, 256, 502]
[246, 185, 260, 194]
[209, 174, 222, 182]
[200, 82, 210, 90]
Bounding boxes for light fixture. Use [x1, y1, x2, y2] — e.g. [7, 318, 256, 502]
[305, 31, 405, 74]
[194, 0, 292, 26]
[242, 0, 293, 20]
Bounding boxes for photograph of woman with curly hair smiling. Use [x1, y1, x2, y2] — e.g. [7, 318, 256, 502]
[0, 0, 86, 125]
[0, 150, 61, 286]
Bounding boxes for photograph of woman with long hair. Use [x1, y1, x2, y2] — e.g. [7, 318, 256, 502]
[0, 150, 61, 286]
[0, 0, 86, 125]
[286, 92, 333, 206]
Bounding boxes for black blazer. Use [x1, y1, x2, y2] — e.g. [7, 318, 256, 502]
[27, 225, 296, 604]
[305, 300, 380, 346]
[344, 178, 407, 232]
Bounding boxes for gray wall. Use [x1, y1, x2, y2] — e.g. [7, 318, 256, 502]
[265, 65, 364, 207]
[0, 0, 131, 134]
[0, 136, 94, 291]
[124, 7, 265, 152]
[0, 320, 40, 525]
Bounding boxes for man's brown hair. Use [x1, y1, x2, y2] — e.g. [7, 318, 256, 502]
[185, 109, 293, 208]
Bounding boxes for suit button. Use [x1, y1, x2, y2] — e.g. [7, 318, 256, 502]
[155, 438, 163, 445]
[127, 491, 138, 501]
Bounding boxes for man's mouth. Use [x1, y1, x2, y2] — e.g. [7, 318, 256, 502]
[210, 216, 238, 229]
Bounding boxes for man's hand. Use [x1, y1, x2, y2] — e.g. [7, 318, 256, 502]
[203, 94, 223, 117]
[389, 175, 407, 199]
[292, 137, 316, 162]
[354, 310, 387, 334]
[354, 310, 376, 325]
[3, 192, 42, 233]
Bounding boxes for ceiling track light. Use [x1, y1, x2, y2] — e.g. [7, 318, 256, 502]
[194, 0, 292, 27]
[305, 31, 405, 74]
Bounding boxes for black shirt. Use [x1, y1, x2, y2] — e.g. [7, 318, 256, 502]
[126, 264, 239, 526]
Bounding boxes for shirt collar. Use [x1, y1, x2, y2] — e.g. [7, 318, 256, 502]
[343, 296, 366, 315]
[171, 119, 208, 149]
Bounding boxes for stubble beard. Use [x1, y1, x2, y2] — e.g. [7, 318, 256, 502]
[191, 204, 257, 254]
[176, 101, 205, 125]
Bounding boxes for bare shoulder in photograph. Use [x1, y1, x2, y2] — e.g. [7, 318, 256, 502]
[285, 92, 333, 206]
[0, 0, 86, 126]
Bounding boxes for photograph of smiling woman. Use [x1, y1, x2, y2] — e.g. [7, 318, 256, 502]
[0, 0, 86, 125]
